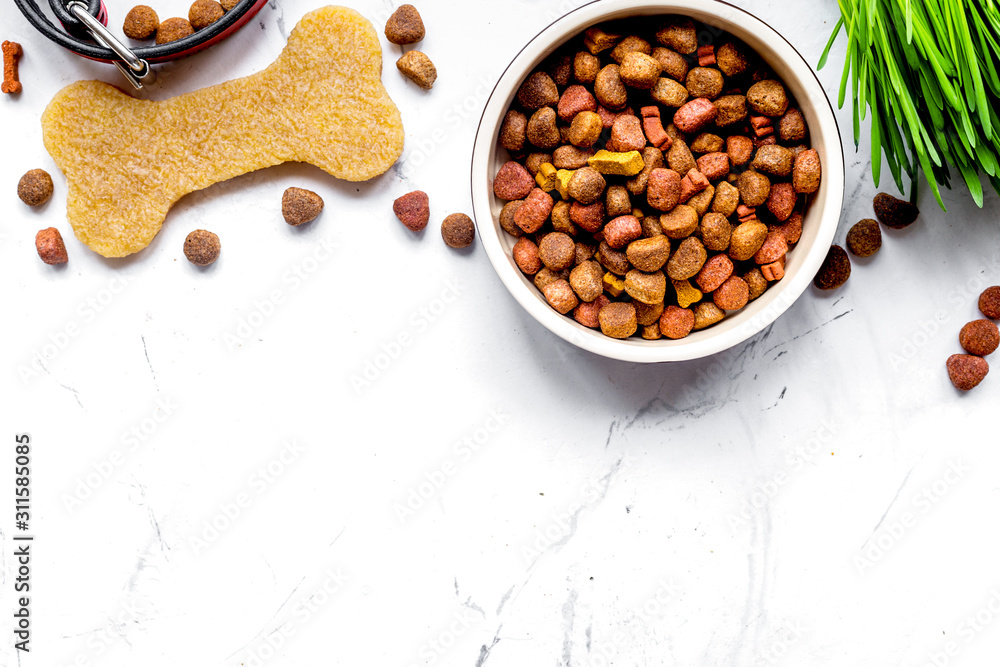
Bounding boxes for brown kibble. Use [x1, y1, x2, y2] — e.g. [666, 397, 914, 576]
[651, 77, 689, 107]
[557, 85, 598, 122]
[673, 98, 718, 134]
[584, 25, 622, 54]
[35, 227, 68, 265]
[696, 152, 729, 181]
[960, 320, 1000, 356]
[659, 305, 695, 339]
[545, 52, 572, 86]
[687, 183, 714, 216]
[282, 186, 323, 226]
[846, 219, 882, 257]
[567, 167, 606, 205]
[646, 168, 681, 211]
[715, 41, 748, 77]
[567, 111, 603, 148]
[392, 190, 429, 232]
[659, 204, 698, 238]
[397, 51, 437, 89]
[641, 323, 662, 340]
[737, 171, 771, 207]
[189, 0, 224, 30]
[695, 254, 734, 293]
[873, 192, 919, 229]
[627, 147, 664, 195]
[441, 213, 475, 248]
[766, 182, 796, 222]
[553, 145, 594, 170]
[713, 275, 750, 310]
[625, 269, 667, 304]
[728, 220, 768, 261]
[627, 236, 671, 272]
[538, 232, 576, 270]
[493, 161, 535, 200]
[652, 47, 688, 81]
[947, 354, 989, 391]
[666, 237, 707, 281]
[813, 245, 851, 290]
[384, 4, 425, 44]
[793, 148, 822, 194]
[597, 241, 630, 275]
[514, 188, 554, 233]
[123, 6, 159, 39]
[743, 268, 767, 300]
[17, 169, 54, 206]
[609, 114, 646, 152]
[156, 17, 194, 44]
[604, 215, 643, 249]
[667, 139, 697, 176]
[573, 51, 600, 84]
[569, 260, 605, 302]
[575, 241, 596, 265]
[619, 52, 661, 89]
[753, 230, 788, 265]
[535, 268, 566, 292]
[517, 71, 559, 109]
[599, 302, 638, 338]
[779, 108, 807, 142]
[693, 302, 725, 329]
[690, 133, 724, 154]
[711, 182, 740, 217]
[499, 110, 527, 153]
[524, 153, 551, 178]
[543, 279, 579, 314]
[594, 64, 628, 109]
[746, 80, 789, 116]
[752, 145, 794, 177]
[685, 67, 724, 99]
[183, 229, 220, 265]
[979, 286, 1000, 319]
[513, 237, 542, 275]
[635, 300, 665, 327]
[527, 107, 561, 149]
[574, 294, 610, 328]
[713, 95, 748, 129]
[656, 16, 697, 54]
[774, 211, 803, 245]
[700, 212, 732, 251]
[610, 35, 652, 63]
[569, 201, 604, 233]
[499, 200, 524, 238]
[2, 40, 23, 94]
[605, 185, 631, 218]
[726, 135, 754, 166]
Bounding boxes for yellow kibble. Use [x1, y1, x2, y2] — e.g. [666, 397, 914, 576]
[603, 271, 626, 297]
[588, 149, 646, 176]
[672, 279, 703, 308]
[555, 168, 575, 199]
[535, 163, 558, 191]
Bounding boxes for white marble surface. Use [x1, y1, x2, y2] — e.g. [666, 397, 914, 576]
[2, 0, 999, 665]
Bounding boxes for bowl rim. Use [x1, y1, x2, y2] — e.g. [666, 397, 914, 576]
[470, 0, 845, 363]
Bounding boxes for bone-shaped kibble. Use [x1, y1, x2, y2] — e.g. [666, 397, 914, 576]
[41, 6, 404, 257]
[2, 40, 22, 94]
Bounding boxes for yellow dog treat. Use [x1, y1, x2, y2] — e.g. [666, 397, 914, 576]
[41, 6, 404, 258]
[672, 279, 703, 308]
[588, 149, 645, 176]
[554, 168, 575, 199]
[535, 163, 558, 191]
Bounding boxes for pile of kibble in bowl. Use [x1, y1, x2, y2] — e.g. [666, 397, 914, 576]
[491, 16, 822, 340]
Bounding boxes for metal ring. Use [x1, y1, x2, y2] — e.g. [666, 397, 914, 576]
[66, 2, 145, 72]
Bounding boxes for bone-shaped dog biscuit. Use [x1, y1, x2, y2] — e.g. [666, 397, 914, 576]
[41, 6, 404, 258]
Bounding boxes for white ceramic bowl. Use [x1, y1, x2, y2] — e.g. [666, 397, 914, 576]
[471, 0, 844, 362]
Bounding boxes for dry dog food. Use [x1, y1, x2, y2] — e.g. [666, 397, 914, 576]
[959, 319, 1000, 357]
[980, 286, 1000, 319]
[41, 7, 405, 257]
[393, 190, 430, 231]
[385, 4, 425, 45]
[492, 15, 822, 339]
[123, 6, 160, 39]
[184, 229, 220, 265]
[2, 40, 21, 94]
[441, 213, 475, 248]
[282, 187, 324, 226]
[189, 0, 224, 30]
[35, 228, 68, 264]
[947, 354, 989, 391]
[846, 218, 881, 257]
[397, 51, 436, 89]
[18, 169, 53, 206]
[156, 17, 194, 44]
[813, 245, 850, 290]
[873, 192, 918, 229]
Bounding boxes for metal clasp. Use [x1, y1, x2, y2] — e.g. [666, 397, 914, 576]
[67, 2, 150, 89]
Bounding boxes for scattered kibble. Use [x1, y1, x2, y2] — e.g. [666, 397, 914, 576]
[396, 51, 436, 89]
[2, 40, 22, 94]
[393, 190, 430, 231]
[979, 286, 1000, 320]
[17, 169, 54, 206]
[281, 187, 324, 226]
[35, 228, 68, 264]
[813, 245, 851, 290]
[947, 354, 989, 391]
[183, 229, 220, 265]
[846, 218, 882, 257]
[959, 319, 1000, 357]
[873, 192, 918, 229]
[189, 0, 224, 30]
[156, 17, 194, 44]
[441, 213, 475, 248]
[123, 5, 160, 39]
[384, 4, 424, 45]
[220, 0, 238, 10]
